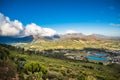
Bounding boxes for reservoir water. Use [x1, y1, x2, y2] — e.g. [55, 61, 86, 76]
[86, 53, 107, 61]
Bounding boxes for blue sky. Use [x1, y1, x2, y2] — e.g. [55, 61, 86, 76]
[0, 0, 120, 36]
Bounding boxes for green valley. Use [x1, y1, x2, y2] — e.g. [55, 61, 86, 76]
[0, 38, 120, 80]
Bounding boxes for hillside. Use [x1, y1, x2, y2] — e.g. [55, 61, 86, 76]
[14, 37, 120, 51]
[0, 44, 120, 80]
[0, 35, 34, 44]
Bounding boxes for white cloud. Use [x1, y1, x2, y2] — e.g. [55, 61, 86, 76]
[42, 28, 57, 36]
[0, 13, 23, 36]
[0, 13, 57, 37]
[24, 23, 44, 36]
[24, 23, 57, 37]
[66, 30, 78, 34]
[0, 13, 10, 24]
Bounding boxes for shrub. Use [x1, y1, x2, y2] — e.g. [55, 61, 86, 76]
[46, 71, 64, 80]
[26, 72, 43, 80]
[23, 61, 48, 79]
[77, 73, 86, 80]
[10, 55, 27, 71]
[0, 47, 10, 61]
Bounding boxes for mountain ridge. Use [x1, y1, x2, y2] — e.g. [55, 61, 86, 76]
[0, 33, 120, 44]
[0, 35, 34, 44]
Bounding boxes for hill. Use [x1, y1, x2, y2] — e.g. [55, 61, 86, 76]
[0, 44, 120, 80]
[15, 35, 120, 51]
[0, 32, 120, 44]
[0, 35, 34, 44]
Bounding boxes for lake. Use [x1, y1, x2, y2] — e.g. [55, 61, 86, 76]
[86, 53, 107, 61]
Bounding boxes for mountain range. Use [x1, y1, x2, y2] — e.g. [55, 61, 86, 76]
[0, 33, 120, 44]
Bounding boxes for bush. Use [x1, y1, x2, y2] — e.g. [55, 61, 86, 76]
[0, 47, 10, 61]
[10, 55, 27, 71]
[46, 71, 64, 80]
[23, 61, 48, 79]
[77, 73, 86, 80]
[82, 65, 94, 69]
[26, 72, 43, 80]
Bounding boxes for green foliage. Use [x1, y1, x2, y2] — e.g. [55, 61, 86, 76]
[0, 46, 10, 61]
[26, 72, 43, 80]
[47, 71, 64, 80]
[82, 65, 94, 69]
[60, 68, 67, 76]
[86, 75, 96, 80]
[77, 74, 86, 80]
[10, 54, 27, 71]
[23, 61, 48, 79]
[0, 45, 18, 80]
[0, 44, 120, 80]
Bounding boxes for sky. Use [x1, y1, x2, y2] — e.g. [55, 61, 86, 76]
[0, 0, 120, 36]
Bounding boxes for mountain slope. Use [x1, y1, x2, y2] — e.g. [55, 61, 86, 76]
[0, 35, 34, 44]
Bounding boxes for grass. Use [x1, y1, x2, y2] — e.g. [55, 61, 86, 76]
[10, 51, 120, 80]
[3, 39, 120, 79]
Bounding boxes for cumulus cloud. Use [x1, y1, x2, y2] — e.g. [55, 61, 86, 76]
[24, 23, 57, 37]
[42, 28, 57, 36]
[109, 23, 120, 27]
[24, 23, 44, 36]
[0, 13, 57, 37]
[66, 30, 78, 34]
[0, 13, 10, 24]
[0, 13, 24, 36]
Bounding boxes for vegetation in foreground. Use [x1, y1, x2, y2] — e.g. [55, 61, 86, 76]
[0, 44, 120, 80]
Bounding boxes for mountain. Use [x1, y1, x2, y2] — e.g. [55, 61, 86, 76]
[61, 33, 85, 39]
[44, 34, 61, 40]
[0, 35, 34, 44]
[0, 33, 119, 44]
[0, 34, 60, 44]
[60, 33, 103, 41]
[91, 34, 120, 40]
[60, 33, 120, 41]
[33, 34, 61, 40]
